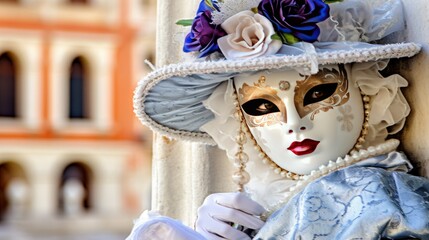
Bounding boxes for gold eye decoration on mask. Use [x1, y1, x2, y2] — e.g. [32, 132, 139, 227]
[238, 81, 286, 127]
[242, 99, 280, 116]
[255, 75, 267, 88]
[294, 65, 350, 120]
[303, 83, 338, 106]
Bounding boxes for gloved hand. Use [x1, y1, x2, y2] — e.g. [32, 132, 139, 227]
[195, 192, 265, 240]
[127, 210, 205, 240]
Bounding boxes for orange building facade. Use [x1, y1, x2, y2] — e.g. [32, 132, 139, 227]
[0, 0, 155, 238]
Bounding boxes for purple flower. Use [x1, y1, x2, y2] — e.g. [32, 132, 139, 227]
[258, 0, 330, 42]
[183, 10, 227, 58]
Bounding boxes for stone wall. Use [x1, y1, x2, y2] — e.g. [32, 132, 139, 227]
[399, 0, 429, 178]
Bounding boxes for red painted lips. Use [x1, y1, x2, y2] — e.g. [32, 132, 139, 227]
[287, 139, 320, 156]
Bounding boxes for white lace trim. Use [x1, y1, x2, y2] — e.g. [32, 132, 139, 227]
[212, 0, 261, 25]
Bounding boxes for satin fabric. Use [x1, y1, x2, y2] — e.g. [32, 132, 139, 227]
[255, 152, 429, 239]
[127, 152, 429, 239]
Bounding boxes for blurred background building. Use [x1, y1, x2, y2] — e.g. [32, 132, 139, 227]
[0, 0, 156, 239]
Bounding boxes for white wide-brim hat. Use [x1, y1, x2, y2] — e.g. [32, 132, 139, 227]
[134, 0, 421, 144]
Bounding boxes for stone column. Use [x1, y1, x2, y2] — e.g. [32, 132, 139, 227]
[27, 154, 57, 217]
[399, 0, 429, 178]
[152, 0, 235, 226]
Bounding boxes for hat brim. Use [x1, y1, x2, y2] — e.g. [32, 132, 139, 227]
[134, 42, 421, 144]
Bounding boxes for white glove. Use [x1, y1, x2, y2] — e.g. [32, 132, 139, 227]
[195, 192, 265, 240]
[127, 210, 205, 240]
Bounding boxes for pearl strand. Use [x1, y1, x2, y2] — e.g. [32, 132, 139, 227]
[261, 138, 400, 220]
[354, 95, 371, 150]
[232, 93, 251, 191]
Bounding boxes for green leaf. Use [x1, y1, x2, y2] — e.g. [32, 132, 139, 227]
[271, 33, 282, 41]
[324, 0, 344, 3]
[282, 33, 300, 45]
[272, 33, 300, 45]
[205, 0, 216, 11]
[176, 19, 194, 26]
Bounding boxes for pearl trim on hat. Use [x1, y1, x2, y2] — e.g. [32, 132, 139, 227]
[134, 43, 420, 143]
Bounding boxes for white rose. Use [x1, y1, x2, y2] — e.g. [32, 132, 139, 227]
[218, 10, 282, 60]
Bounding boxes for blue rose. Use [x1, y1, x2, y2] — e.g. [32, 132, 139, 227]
[258, 0, 330, 42]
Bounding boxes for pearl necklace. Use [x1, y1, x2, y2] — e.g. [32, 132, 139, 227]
[261, 138, 400, 220]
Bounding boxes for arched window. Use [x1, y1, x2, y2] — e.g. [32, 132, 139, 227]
[0, 52, 17, 118]
[0, 162, 28, 221]
[69, 57, 90, 119]
[0, 0, 19, 3]
[69, 0, 88, 4]
[58, 162, 92, 215]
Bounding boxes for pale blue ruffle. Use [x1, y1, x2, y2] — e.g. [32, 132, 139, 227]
[144, 72, 236, 132]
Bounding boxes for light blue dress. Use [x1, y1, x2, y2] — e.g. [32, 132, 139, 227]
[255, 152, 429, 239]
[127, 151, 429, 239]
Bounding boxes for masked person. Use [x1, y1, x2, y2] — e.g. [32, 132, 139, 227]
[128, 0, 429, 239]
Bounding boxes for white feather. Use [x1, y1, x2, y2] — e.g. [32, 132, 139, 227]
[212, 0, 261, 25]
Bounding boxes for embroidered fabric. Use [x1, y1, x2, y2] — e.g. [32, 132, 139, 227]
[255, 152, 429, 239]
[126, 152, 429, 239]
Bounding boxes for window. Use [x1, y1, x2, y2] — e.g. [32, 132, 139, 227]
[69, 57, 89, 119]
[0, 162, 27, 221]
[0, 0, 19, 3]
[0, 52, 17, 118]
[59, 162, 92, 214]
[68, 0, 88, 4]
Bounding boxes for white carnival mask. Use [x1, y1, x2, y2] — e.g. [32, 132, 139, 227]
[234, 65, 364, 175]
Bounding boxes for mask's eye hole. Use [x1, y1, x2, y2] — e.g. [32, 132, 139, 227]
[303, 83, 338, 106]
[242, 99, 280, 116]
